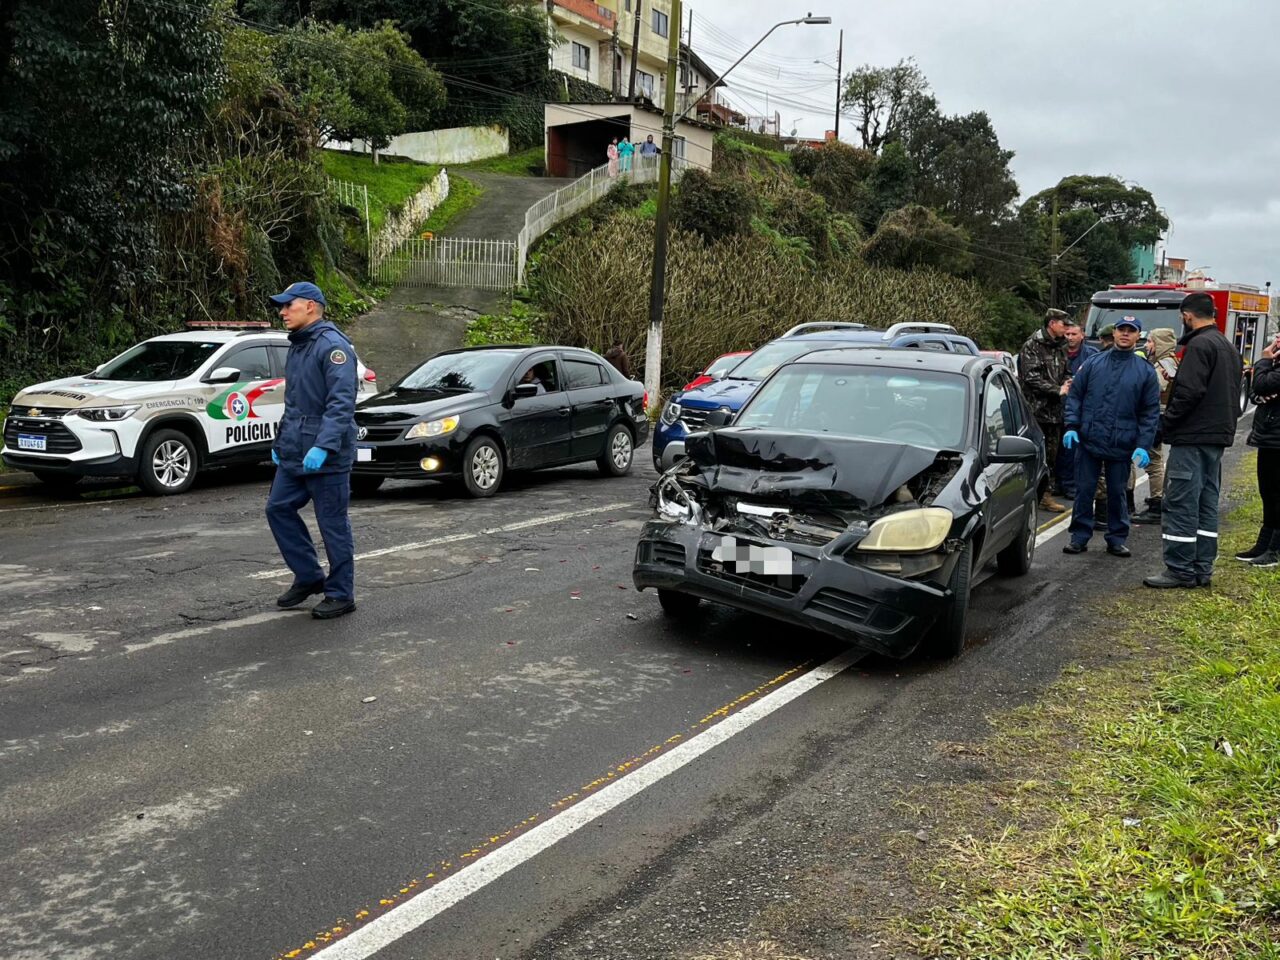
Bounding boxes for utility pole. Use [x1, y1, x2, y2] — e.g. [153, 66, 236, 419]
[628, 0, 643, 100]
[1049, 188, 1060, 310]
[643, 0, 682, 407]
[833, 28, 843, 140]
[610, 23, 620, 99]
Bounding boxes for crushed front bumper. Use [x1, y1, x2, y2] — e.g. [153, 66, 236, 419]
[632, 518, 955, 658]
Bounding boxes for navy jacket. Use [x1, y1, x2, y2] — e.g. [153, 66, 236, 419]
[273, 320, 358, 474]
[1066, 342, 1098, 377]
[1064, 347, 1160, 461]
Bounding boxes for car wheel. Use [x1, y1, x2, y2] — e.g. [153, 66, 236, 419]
[597, 423, 634, 476]
[462, 435, 504, 498]
[924, 540, 972, 660]
[137, 429, 197, 496]
[657, 589, 701, 618]
[350, 475, 385, 497]
[32, 470, 80, 491]
[996, 503, 1036, 577]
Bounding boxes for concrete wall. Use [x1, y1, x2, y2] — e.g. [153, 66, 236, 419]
[329, 125, 508, 165]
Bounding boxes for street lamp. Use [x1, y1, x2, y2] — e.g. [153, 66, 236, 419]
[644, 9, 832, 407]
[1049, 212, 1123, 308]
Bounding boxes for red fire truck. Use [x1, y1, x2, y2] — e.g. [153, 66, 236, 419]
[1084, 279, 1274, 412]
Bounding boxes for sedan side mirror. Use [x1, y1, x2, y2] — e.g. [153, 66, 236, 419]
[512, 382, 539, 400]
[205, 366, 241, 384]
[990, 434, 1039, 463]
[702, 408, 734, 429]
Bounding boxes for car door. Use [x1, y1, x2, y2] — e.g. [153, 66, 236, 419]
[498, 354, 572, 468]
[563, 356, 614, 460]
[200, 341, 284, 458]
[979, 372, 1025, 556]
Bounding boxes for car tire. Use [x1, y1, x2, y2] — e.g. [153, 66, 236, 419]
[350, 475, 385, 497]
[657, 589, 701, 618]
[137, 428, 198, 496]
[462, 435, 504, 498]
[32, 470, 80, 491]
[996, 503, 1036, 577]
[924, 540, 972, 660]
[597, 423, 634, 477]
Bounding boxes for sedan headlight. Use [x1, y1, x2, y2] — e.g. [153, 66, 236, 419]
[78, 405, 140, 422]
[661, 401, 681, 425]
[405, 416, 460, 440]
[858, 508, 953, 553]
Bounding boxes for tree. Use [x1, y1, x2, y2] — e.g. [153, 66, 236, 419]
[903, 105, 1019, 233]
[861, 205, 973, 276]
[672, 170, 758, 244]
[790, 141, 877, 215]
[860, 141, 915, 232]
[841, 58, 929, 153]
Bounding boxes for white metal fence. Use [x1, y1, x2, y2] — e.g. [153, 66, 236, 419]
[373, 237, 517, 290]
[328, 177, 371, 251]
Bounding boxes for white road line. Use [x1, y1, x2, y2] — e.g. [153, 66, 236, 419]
[247, 502, 635, 580]
[124, 610, 302, 653]
[0, 497, 135, 514]
[312, 649, 862, 960]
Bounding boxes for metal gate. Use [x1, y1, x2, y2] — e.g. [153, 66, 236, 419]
[373, 237, 517, 291]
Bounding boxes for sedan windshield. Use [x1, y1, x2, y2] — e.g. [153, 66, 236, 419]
[1086, 305, 1182, 338]
[728, 339, 845, 381]
[398, 350, 520, 394]
[736, 364, 970, 450]
[95, 341, 221, 381]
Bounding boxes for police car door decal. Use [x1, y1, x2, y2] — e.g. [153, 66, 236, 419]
[202, 344, 286, 454]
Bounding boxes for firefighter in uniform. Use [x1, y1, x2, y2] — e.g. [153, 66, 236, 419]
[265, 282, 359, 619]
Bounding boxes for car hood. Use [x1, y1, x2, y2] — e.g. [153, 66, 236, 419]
[355, 388, 490, 421]
[679, 378, 760, 410]
[12, 376, 179, 410]
[683, 428, 956, 511]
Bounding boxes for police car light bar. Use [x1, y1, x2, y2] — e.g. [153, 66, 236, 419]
[185, 320, 274, 330]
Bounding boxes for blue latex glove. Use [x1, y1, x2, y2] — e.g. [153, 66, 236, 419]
[302, 446, 328, 472]
[271, 449, 279, 465]
[1063, 430, 1079, 449]
[1133, 447, 1150, 469]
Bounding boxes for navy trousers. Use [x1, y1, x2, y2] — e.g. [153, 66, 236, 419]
[1068, 447, 1131, 548]
[266, 469, 355, 601]
[1161, 444, 1224, 581]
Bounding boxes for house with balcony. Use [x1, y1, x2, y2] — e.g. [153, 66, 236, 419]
[547, 0, 678, 102]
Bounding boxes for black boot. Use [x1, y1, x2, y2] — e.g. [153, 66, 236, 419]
[1236, 527, 1274, 562]
[1132, 497, 1163, 525]
[1248, 529, 1280, 569]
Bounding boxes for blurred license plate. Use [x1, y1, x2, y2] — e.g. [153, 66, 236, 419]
[356, 446, 373, 462]
[17, 434, 46, 451]
[710, 535, 793, 576]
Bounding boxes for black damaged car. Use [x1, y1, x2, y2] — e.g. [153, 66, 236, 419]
[632, 348, 1046, 659]
[351, 345, 648, 497]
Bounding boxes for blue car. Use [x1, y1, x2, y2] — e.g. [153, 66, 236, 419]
[653, 322, 981, 470]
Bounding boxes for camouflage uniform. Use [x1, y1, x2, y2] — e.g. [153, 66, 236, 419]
[1018, 325, 1069, 502]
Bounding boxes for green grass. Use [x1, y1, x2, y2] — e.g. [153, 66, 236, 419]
[453, 145, 546, 177]
[417, 174, 481, 236]
[320, 150, 440, 234]
[912, 478, 1280, 959]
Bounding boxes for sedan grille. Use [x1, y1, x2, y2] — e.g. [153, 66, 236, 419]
[4, 418, 83, 454]
[679, 408, 711, 431]
[357, 424, 406, 442]
[696, 547, 807, 598]
[806, 588, 873, 625]
[639, 541, 686, 568]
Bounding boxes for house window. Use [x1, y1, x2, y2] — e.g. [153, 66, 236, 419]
[638, 70, 655, 98]
[572, 42, 591, 71]
[624, 0, 632, 11]
[651, 9, 669, 37]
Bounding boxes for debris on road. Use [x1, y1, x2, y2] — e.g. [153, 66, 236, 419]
[361, 696, 377, 704]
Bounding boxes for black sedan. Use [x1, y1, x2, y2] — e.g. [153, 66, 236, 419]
[632, 348, 1046, 659]
[351, 345, 649, 497]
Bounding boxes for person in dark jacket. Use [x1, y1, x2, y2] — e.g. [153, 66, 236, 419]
[1055, 318, 1098, 497]
[1018, 308, 1071, 512]
[603, 341, 633, 379]
[1144, 292, 1244, 588]
[266, 281, 359, 619]
[1062, 316, 1160, 557]
[1235, 332, 1280, 566]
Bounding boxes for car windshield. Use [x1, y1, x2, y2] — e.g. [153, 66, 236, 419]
[398, 350, 520, 394]
[728, 339, 844, 381]
[706, 353, 745, 378]
[1086, 305, 1181, 338]
[95, 340, 222, 381]
[736, 364, 970, 449]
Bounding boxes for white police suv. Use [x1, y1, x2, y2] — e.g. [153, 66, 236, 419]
[2, 323, 375, 495]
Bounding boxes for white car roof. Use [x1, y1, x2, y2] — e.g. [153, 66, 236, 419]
[150, 329, 287, 343]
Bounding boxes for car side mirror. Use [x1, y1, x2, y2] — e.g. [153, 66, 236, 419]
[702, 408, 734, 429]
[990, 434, 1038, 463]
[512, 382, 539, 400]
[205, 366, 241, 384]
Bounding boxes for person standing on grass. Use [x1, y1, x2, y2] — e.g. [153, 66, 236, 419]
[1144, 293, 1243, 589]
[606, 138, 619, 178]
[1061, 316, 1160, 559]
[1235, 332, 1280, 567]
[1018, 307, 1071, 513]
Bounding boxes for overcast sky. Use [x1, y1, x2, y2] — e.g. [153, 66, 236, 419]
[689, 0, 1279, 288]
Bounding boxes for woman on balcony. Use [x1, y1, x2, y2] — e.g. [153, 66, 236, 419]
[618, 136, 634, 175]
[606, 138, 619, 178]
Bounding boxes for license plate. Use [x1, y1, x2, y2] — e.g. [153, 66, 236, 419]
[17, 434, 47, 452]
[710, 535, 793, 576]
[356, 446, 373, 462]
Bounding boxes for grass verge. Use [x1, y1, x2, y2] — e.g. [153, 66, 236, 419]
[320, 150, 440, 234]
[454, 145, 545, 176]
[907, 482, 1280, 959]
[417, 174, 482, 236]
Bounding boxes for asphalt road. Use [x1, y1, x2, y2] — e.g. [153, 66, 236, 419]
[0, 432, 1251, 960]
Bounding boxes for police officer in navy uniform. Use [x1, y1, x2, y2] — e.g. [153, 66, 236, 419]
[266, 282, 359, 619]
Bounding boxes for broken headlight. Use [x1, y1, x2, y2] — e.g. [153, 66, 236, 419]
[655, 474, 702, 525]
[660, 401, 681, 425]
[858, 508, 953, 553]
